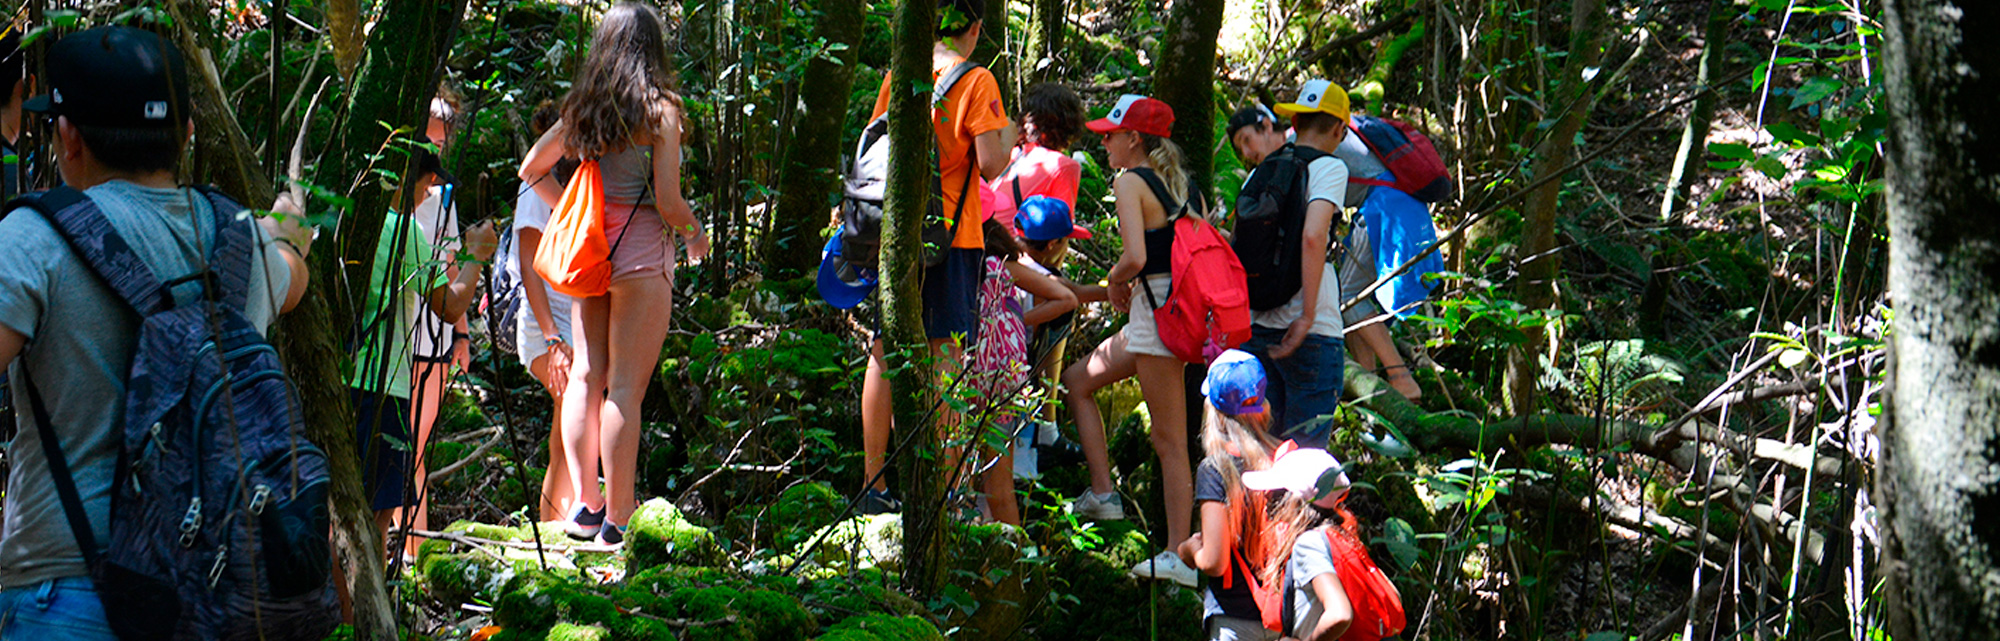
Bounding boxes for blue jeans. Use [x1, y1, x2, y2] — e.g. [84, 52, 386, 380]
[1239, 327, 1345, 448]
[0, 577, 116, 640]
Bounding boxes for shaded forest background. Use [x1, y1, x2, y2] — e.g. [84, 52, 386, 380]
[1, 0, 1971, 639]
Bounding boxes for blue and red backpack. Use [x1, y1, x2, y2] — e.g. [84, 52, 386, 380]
[1347, 114, 1455, 203]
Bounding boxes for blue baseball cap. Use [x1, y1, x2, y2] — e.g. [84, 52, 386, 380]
[1201, 349, 1267, 416]
[1016, 195, 1091, 242]
[816, 233, 876, 309]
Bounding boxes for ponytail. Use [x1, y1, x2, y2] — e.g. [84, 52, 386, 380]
[1140, 133, 1191, 208]
[1202, 404, 1282, 580]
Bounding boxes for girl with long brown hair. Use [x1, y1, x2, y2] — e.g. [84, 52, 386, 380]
[518, 1, 708, 544]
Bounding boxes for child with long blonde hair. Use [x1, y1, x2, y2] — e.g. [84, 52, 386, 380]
[1244, 446, 1360, 641]
[1176, 349, 1287, 639]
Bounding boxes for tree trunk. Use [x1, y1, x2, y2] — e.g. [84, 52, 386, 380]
[1028, 0, 1065, 83]
[1149, 0, 1225, 200]
[165, 0, 276, 206]
[767, 0, 864, 280]
[1503, 0, 1605, 416]
[1656, 0, 1729, 219]
[1878, 0, 2000, 636]
[885, 0, 945, 599]
[973, 0, 1014, 106]
[277, 2, 467, 638]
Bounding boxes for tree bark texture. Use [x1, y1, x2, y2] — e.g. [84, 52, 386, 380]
[1028, 0, 1065, 83]
[1878, 0, 2000, 637]
[1149, 0, 1225, 200]
[1504, 0, 1606, 416]
[276, 2, 466, 638]
[1657, 0, 1729, 219]
[885, 0, 946, 599]
[973, 0, 1014, 106]
[767, 0, 863, 280]
[167, 0, 276, 207]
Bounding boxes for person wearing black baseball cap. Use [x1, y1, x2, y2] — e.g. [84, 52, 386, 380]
[0, 25, 314, 636]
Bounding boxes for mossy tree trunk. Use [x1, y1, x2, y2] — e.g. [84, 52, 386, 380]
[1656, 0, 1730, 219]
[973, 0, 1014, 106]
[767, 0, 864, 280]
[1150, 0, 1225, 200]
[885, 0, 945, 599]
[274, 2, 467, 638]
[1878, 0, 2000, 636]
[1503, 0, 1605, 416]
[1027, 0, 1065, 83]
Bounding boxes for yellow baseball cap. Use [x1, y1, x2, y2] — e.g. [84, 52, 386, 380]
[1273, 79, 1349, 122]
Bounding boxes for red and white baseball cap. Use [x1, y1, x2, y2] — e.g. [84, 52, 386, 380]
[1086, 94, 1175, 138]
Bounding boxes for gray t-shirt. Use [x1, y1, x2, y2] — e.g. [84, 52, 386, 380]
[1332, 132, 1387, 209]
[0, 180, 290, 589]
[1288, 527, 1341, 638]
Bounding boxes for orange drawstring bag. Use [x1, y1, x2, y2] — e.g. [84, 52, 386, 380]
[533, 159, 614, 298]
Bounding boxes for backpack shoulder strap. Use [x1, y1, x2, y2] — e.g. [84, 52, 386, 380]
[935, 61, 982, 101]
[1128, 168, 1185, 219]
[192, 186, 256, 312]
[8, 187, 171, 316]
[18, 368, 105, 568]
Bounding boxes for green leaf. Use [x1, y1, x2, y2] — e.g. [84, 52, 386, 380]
[1756, 0, 1788, 10]
[1754, 155, 1789, 179]
[1765, 122, 1822, 146]
[1790, 76, 1844, 110]
[1710, 143, 1755, 160]
[1779, 348, 1811, 369]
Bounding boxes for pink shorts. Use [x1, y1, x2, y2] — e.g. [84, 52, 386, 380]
[602, 203, 675, 284]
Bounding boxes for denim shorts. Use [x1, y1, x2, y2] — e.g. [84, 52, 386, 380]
[0, 577, 116, 640]
[1239, 326, 1346, 448]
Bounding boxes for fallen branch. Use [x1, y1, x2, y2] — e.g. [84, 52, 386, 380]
[405, 527, 619, 554]
[428, 426, 509, 482]
[1296, 9, 1420, 68]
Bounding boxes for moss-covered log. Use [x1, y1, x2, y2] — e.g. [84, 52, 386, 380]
[766, 0, 864, 279]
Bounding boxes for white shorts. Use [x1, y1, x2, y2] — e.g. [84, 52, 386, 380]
[515, 304, 576, 370]
[1120, 273, 1176, 358]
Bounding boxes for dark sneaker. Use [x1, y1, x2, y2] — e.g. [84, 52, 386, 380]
[858, 489, 901, 515]
[563, 503, 606, 540]
[597, 521, 625, 546]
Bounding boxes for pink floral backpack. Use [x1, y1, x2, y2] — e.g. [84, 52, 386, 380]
[972, 256, 1033, 421]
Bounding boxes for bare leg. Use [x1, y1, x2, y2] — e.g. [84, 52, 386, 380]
[1134, 353, 1192, 547]
[531, 355, 574, 521]
[398, 360, 451, 557]
[981, 439, 1020, 526]
[1063, 332, 1137, 496]
[861, 339, 893, 491]
[600, 274, 676, 526]
[1354, 321, 1421, 399]
[562, 295, 612, 514]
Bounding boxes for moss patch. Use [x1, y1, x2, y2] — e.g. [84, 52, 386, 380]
[627, 497, 725, 572]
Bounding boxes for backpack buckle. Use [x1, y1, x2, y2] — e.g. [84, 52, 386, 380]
[249, 485, 271, 515]
[163, 268, 221, 304]
[179, 498, 203, 547]
[207, 545, 228, 589]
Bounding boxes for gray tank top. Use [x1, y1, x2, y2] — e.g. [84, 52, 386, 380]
[598, 145, 655, 206]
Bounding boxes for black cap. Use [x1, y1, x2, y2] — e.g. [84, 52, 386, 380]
[24, 26, 189, 128]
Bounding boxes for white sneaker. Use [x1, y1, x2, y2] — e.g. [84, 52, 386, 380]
[1070, 491, 1127, 521]
[1129, 550, 1199, 588]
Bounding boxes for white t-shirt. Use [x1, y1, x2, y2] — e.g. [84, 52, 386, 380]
[409, 184, 461, 359]
[1249, 154, 1346, 338]
[1332, 132, 1387, 209]
[508, 186, 575, 331]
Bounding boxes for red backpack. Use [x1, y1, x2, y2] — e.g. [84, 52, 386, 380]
[1347, 114, 1454, 203]
[1132, 170, 1253, 363]
[1315, 526, 1407, 641]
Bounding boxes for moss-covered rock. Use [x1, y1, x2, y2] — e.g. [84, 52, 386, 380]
[940, 523, 1048, 641]
[820, 614, 945, 641]
[628, 497, 726, 571]
[798, 514, 903, 573]
[1036, 520, 1204, 641]
[546, 622, 609, 641]
[419, 553, 503, 606]
[767, 481, 845, 550]
[794, 568, 925, 627]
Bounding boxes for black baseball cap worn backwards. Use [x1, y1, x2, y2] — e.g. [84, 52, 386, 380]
[24, 26, 190, 129]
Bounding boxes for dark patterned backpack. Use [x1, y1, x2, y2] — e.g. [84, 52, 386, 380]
[9, 186, 340, 641]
